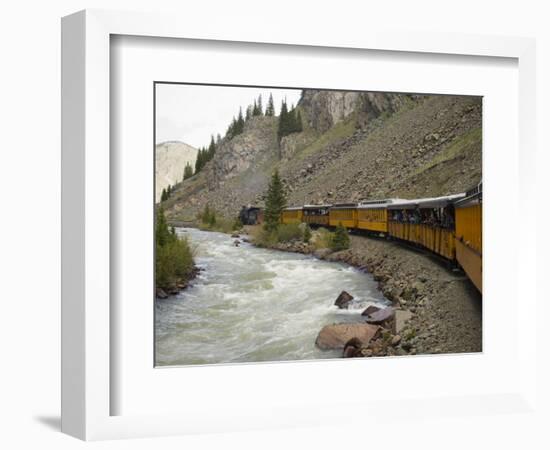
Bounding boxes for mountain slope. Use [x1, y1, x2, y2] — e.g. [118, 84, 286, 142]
[162, 91, 481, 222]
[155, 141, 198, 202]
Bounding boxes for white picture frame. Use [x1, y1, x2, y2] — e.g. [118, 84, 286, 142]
[61, 9, 537, 441]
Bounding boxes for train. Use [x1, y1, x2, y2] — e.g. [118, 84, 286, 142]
[246, 183, 482, 293]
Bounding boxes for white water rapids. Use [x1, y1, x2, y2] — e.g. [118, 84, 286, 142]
[155, 228, 388, 366]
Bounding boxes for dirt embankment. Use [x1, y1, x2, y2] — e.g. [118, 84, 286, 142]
[255, 231, 482, 356]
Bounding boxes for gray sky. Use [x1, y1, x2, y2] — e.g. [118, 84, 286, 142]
[155, 84, 302, 148]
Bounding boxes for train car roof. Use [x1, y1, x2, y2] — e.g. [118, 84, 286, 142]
[303, 204, 331, 209]
[330, 203, 358, 209]
[357, 198, 407, 209]
[454, 190, 482, 207]
[388, 194, 465, 209]
[283, 206, 303, 211]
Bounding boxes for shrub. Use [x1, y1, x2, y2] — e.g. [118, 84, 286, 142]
[276, 223, 303, 242]
[251, 226, 278, 247]
[313, 227, 334, 250]
[232, 216, 243, 231]
[330, 222, 350, 251]
[303, 224, 312, 243]
[155, 207, 195, 290]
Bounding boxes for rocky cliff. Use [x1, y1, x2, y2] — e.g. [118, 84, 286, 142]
[162, 90, 481, 221]
[155, 141, 198, 202]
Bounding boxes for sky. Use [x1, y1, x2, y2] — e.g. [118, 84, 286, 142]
[155, 84, 302, 148]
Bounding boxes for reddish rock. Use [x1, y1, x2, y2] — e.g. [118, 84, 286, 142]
[315, 323, 380, 350]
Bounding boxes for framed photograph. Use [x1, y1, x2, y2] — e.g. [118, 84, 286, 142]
[62, 9, 537, 440]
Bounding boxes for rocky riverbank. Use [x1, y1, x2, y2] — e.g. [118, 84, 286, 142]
[241, 228, 482, 357]
[156, 266, 202, 299]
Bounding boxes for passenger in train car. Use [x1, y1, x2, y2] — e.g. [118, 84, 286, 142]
[442, 205, 455, 229]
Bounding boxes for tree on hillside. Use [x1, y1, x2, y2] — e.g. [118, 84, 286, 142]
[331, 222, 350, 251]
[265, 93, 275, 116]
[295, 109, 303, 132]
[160, 188, 168, 202]
[263, 170, 287, 232]
[183, 162, 193, 180]
[277, 99, 289, 141]
[207, 135, 216, 159]
[254, 95, 263, 116]
[236, 107, 245, 134]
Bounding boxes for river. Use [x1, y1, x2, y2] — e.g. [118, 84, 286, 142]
[155, 228, 388, 366]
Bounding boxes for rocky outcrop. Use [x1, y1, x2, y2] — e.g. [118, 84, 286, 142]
[211, 116, 278, 185]
[155, 141, 198, 202]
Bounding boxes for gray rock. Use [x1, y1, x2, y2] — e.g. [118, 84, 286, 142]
[361, 305, 382, 316]
[393, 310, 413, 334]
[365, 307, 395, 324]
[334, 291, 354, 309]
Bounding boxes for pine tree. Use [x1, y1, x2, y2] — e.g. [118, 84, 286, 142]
[155, 206, 173, 247]
[183, 162, 193, 180]
[160, 188, 168, 202]
[265, 93, 275, 116]
[216, 133, 222, 145]
[252, 99, 260, 116]
[331, 222, 350, 251]
[295, 110, 303, 132]
[257, 94, 263, 115]
[277, 100, 289, 142]
[246, 105, 252, 120]
[263, 170, 287, 232]
[208, 135, 216, 159]
[236, 107, 245, 134]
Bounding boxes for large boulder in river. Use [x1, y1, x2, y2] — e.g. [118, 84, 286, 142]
[334, 291, 354, 309]
[315, 323, 380, 350]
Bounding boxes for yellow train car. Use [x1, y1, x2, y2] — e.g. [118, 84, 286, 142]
[281, 207, 303, 225]
[329, 203, 358, 229]
[303, 205, 330, 227]
[454, 184, 482, 292]
[356, 199, 398, 234]
[388, 194, 464, 260]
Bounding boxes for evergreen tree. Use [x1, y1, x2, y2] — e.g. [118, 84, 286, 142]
[257, 94, 263, 116]
[195, 149, 202, 173]
[208, 135, 216, 159]
[263, 170, 287, 232]
[277, 99, 289, 142]
[160, 188, 168, 202]
[252, 99, 260, 116]
[183, 162, 193, 180]
[331, 222, 350, 251]
[265, 93, 275, 116]
[295, 110, 303, 132]
[236, 107, 245, 134]
[246, 105, 252, 120]
[216, 133, 222, 145]
[155, 206, 173, 247]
